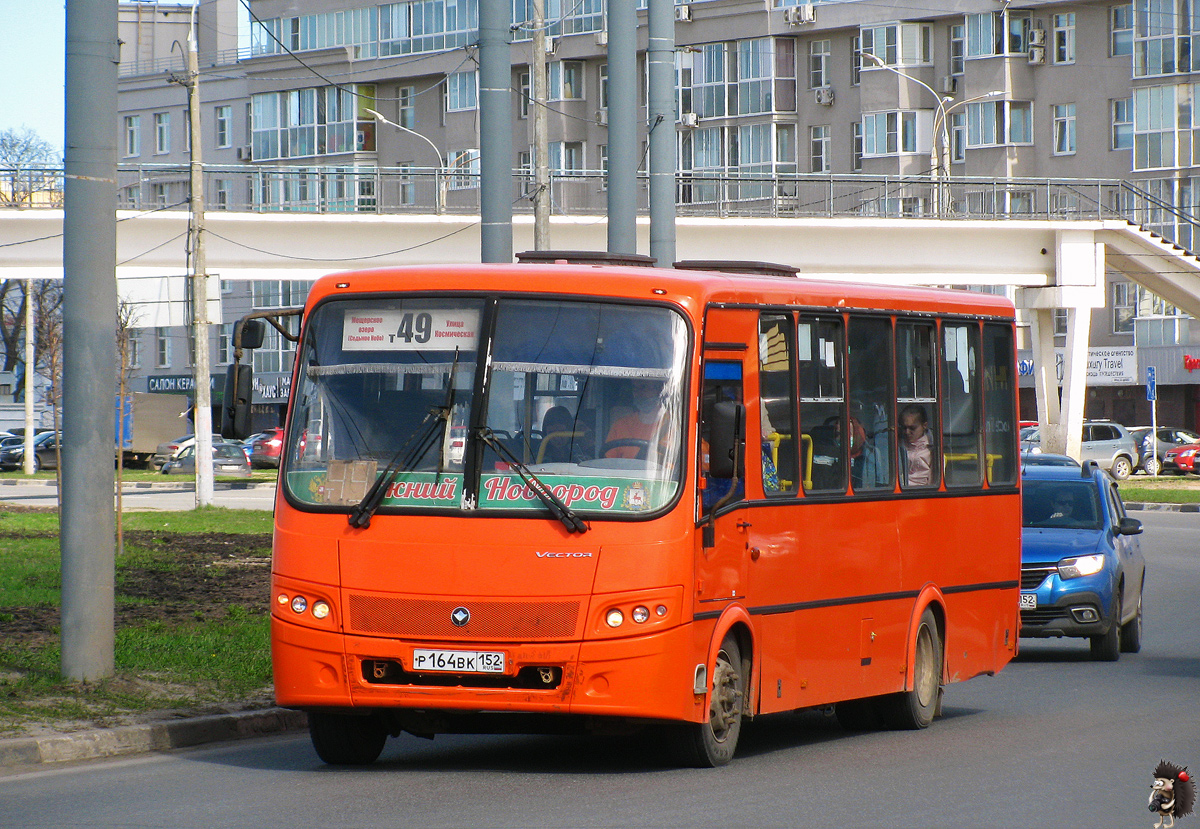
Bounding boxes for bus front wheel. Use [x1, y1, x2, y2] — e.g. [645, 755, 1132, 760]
[308, 711, 387, 765]
[675, 634, 744, 767]
[879, 608, 942, 730]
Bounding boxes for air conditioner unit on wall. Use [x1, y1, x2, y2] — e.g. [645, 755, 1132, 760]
[675, 4, 691, 22]
[1028, 45, 1045, 65]
[236, 145, 252, 161]
[1029, 28, 1046, 46]
[680, 111, 699, 128]
[595, 30, 607, 47]
[938, 76, 958, 94]
[596, 109, 608, 125]
[815, 87, 834, 106]
[784, 4, 816, 25]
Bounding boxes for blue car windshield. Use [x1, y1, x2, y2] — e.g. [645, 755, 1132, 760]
[1023, 480, 1104, 530]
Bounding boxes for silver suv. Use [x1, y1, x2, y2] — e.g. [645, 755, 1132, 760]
[1020, 420, 1140, 480]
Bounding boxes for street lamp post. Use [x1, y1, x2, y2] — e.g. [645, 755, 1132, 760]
[861, 53, 1001, 216]
[365, 108, 446, 214]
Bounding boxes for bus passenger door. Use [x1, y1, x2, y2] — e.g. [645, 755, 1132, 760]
[696, 320, 751, 611]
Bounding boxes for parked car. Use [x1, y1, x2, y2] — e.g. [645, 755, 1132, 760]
[150, 433, 228, 471]
[0, 431, 60, 472]
[1019, 462, 1146, 660]
[1021, 452, 1080, 467]
[160, 443, 252, 478]
[1129, 426, 1200, 475]
[1020, 420, 1140, 480]
[1163, 441, 1200, 474]
[249, 427, 284, 468]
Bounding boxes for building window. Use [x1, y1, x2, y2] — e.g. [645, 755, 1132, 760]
[126, 329, 142, 369]
[1053, 103, 1076, 154]
[809, 39, 830, 89]
[810, 125, 831, 172]
[851, 35, 861, 85]
[1133, 85, 1177, 169]
[1112, 98, 1133, 149]
[1053, 14, 1076, 64]
[124, 115, 140, 158]
[399, 86, 415, 128]
[151, 182, 169, 207]
[1112, 280, 1136, 333]
[446, 148, 480, 189]
[154, 112, 170, 154]
[1111, 4, 1133, 56]
[214, 178, 230, 210]
[518, 71, 530, 119]
[950, 112, 966, 162]
[446, 71, 477, 112]
[251, 84, 374, 161]
[965, 10, 1031, 57]
[215, 105, 232, 148]
[966, 100, 1033, 146]
[549, 141, 584, 173]
[863, 111, 918, 156]
[950, 25, 966, 75]
[852, 121, 863, 170]
[737, 38, 775, 115]
[690, 45, 725, 118]
[155, 327, 171, 368]
[549, 61, 583, 100]
[1054, 309, 1068, 336]
[217, 323, 234, 364]
[861, 23, 931, 66]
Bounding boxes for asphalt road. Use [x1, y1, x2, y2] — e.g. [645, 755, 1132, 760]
[0, 512, 1196, 828]
[0, 481, 277, 510]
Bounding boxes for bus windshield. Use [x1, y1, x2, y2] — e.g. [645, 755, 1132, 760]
[283, 296, 690, 517]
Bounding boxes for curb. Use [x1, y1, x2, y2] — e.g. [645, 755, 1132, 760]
[1124, 501, 1200, 512]
[0, 708, 306, 770]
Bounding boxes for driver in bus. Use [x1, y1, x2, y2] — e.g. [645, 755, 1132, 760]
[605, 378, 666, 459]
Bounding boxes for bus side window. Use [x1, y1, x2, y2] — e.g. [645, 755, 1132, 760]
[701, 361, 744, 513]
[848, 315, 894, 492]
[797, 316, 846, 494]
[941, 322, 983, 487]
[896, 322, 939, 489]
[982, 323, 1018, 485]
[759, 314, 798, 495]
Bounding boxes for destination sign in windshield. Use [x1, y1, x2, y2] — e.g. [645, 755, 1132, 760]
[343, 308, 481, 351]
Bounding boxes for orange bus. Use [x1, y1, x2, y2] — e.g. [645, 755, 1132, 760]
[226, 259, 1021, 767]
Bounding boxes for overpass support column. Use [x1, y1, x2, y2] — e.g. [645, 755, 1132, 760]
[1020, 230, 1105, 458]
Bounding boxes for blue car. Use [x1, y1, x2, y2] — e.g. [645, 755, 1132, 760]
[1020, 462, 1146, 660]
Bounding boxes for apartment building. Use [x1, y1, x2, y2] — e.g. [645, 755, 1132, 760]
[115, 0, 1200, 430]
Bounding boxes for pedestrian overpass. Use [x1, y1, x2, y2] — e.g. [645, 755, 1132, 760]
[4, 200, 1200, 459]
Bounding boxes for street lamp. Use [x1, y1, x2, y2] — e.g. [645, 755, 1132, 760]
[365, 108, 446, 214]
[861, 52, 1002, 215]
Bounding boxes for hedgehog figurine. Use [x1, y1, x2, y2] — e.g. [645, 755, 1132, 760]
[1150, 760, 1195, 828]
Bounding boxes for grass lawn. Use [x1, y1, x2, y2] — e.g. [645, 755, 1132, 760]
[0, 507, 275, 737]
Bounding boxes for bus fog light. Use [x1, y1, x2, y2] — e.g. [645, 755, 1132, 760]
[291, 595, 308, 614]
[632, 606, 650, 623]
[655, 605, 668, 617]
[605, 609, 624, 628]
[312, 601, 330, 620]
[276, 593, 289, 606]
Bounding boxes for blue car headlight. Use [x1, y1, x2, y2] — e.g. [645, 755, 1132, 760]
[1058, 554, 1105, 579]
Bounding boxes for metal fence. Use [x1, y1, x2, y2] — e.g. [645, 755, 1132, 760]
[4, 164, 1199, 255]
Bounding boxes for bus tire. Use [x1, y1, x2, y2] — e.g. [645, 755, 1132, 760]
[675, 634, 744, 767]
[308, 711, 387, 765]
[880, 608, 942, 730]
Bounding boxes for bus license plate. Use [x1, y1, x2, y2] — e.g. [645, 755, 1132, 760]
[412, 649, 505, 674]
[1020, 593, 1038, 610]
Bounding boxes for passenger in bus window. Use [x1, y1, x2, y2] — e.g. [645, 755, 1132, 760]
[900, 404, 933, 487]
[539, 405, 589, 463]
[605, 378, 665, 459]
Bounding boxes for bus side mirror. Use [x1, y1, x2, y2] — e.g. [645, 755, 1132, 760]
[709, 401, 745, 480]
[221, 362, 254, 440]
[235, 318, 266, 350]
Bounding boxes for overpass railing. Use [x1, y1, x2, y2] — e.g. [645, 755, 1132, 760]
[4, 164, 1199, 255]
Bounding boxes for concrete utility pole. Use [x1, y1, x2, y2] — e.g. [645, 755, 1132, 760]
[478, 0, 513, 263]
[62, 0, 119, 681]
[606, 0, 637, 255]
[531, 0, 550, 249]
[185, 13, 215, 507]
[647, 0, 677, 266]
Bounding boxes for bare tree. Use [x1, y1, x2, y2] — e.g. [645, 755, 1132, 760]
[0, 127, 62, 208]
[115, 300, 141, 552]
[32, 282, 64, 489]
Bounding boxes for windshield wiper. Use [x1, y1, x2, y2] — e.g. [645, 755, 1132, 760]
[476, 428, 588, 534]
[349, 350, 462, 529]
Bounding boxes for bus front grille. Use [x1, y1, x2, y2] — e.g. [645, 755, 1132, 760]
[347, 595, 580, 640]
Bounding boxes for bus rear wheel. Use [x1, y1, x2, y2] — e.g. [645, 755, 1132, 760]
[879, 608, 942, 730]
[308, 711, 387, 765]
[675, 634, 744, 767]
